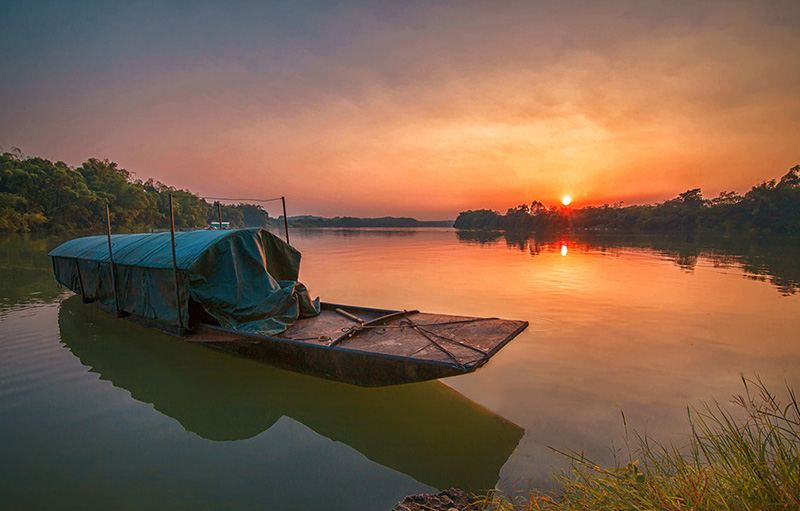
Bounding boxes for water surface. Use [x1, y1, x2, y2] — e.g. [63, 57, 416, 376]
[1, 229, 798, 509]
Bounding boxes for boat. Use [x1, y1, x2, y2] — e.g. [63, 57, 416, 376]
[49, 228, 528, 386]
[59, 294, 524, 491]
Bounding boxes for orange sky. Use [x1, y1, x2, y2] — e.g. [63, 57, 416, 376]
[2, 1, 799, 219]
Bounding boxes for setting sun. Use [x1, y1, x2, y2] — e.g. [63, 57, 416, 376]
[562, 196, 572, 206]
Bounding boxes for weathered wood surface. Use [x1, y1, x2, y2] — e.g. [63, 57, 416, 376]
[335, 313, 526, 367]
[189, 302, 529, 386]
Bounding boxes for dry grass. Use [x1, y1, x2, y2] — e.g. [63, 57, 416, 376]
[473, 376, 799, 511]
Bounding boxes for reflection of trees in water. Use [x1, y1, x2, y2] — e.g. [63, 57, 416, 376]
[456, 232, 800, 295]
[505, 234, 529, 251]
[529, 239, 543, 257]
[676, 255, 699, 273]
[736, 255, 800, 296]
[0, 234, 69, 313]
[455, 230, 502, 244]
[631, 235, 800, 294]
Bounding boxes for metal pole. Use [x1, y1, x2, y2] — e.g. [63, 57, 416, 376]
[281, 196, 290, 244]
[169, 194, 182, 327]
[105, 203, 121, 316]
[217, 201, 223, 230]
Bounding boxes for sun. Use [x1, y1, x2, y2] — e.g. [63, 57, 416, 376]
[561, 195, 572, 206]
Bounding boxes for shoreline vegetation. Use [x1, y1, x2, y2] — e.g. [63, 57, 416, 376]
[3, 149, 798, 236]
[0, 150, 450, 233]
[396, 377, 799, 511]
[0, 150, 271, 233]
[454, 165, 800, 235]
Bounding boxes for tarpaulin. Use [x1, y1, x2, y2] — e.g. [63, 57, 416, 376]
[49, 228, 319, 334]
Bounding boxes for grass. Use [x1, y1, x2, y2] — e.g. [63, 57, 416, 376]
[473, 376, 799, 511]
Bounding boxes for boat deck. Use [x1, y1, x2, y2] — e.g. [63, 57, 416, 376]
[190, 303, 528, 386]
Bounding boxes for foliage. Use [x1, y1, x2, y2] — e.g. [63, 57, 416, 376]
[473, 377, 799, 511]
[456, 166, 800, 234]
[0, 233, 67, 312]
[454, 209, 503, 230]
[0, 152, 278, 233]
[208, 202, 276, 229]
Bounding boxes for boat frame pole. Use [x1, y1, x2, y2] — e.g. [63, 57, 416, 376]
[281, 196, 290, 244]
[105, 203, 122, 317]
[169, 194, 182, 327]
[217, 201, 223, 230]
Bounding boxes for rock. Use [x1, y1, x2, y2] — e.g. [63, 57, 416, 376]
[390, 488, 477, 511]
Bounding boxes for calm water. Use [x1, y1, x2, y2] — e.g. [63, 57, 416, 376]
[1, 229, 799, 510]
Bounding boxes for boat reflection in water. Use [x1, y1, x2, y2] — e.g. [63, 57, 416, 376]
[58, 295, 523, 491]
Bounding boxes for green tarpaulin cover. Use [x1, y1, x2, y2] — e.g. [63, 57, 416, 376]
[49, 228, 320, 334]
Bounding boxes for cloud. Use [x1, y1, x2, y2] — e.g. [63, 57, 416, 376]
[2, 0, 799, 217]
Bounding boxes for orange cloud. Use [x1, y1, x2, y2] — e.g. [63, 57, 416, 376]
[2, 1, 799, 218]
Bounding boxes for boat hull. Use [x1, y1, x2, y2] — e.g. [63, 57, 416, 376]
[98, 302, 528, 387]
[198, 327, 470, 386]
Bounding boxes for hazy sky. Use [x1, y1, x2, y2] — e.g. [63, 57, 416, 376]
[2, 0, 799, 219]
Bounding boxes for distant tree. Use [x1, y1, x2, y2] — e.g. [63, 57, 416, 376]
[453, 209, 502, 230]
[530, 201, 547, 215]
[503, 204, 532, 232]
[743, 165, 800, 232]
[236, 204, 271, 227]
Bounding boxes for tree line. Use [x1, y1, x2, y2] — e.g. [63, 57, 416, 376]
[288, 216, 452, 228]
[0, 150, 275, 233]
[454, 165, 800, 234]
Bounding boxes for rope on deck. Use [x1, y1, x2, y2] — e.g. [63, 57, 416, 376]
[332, 313, 497, 366]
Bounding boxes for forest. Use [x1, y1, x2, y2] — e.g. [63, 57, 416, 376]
[0, 150, 274, 233]
[454, 165, 800, 234]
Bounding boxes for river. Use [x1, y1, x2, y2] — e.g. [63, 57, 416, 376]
[1, 228, 798, 510]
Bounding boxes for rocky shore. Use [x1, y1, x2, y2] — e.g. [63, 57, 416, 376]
[390, 488, 477, 511]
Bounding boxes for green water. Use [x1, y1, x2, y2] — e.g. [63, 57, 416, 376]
[1, 230, 799, 510]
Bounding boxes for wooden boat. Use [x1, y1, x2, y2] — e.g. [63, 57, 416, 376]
[60, 294, 524, 490]
[190, 302, 527, 386]
[50, 228, 527, 386]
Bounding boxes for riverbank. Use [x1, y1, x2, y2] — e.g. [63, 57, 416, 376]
[394, 377, 799, 511]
